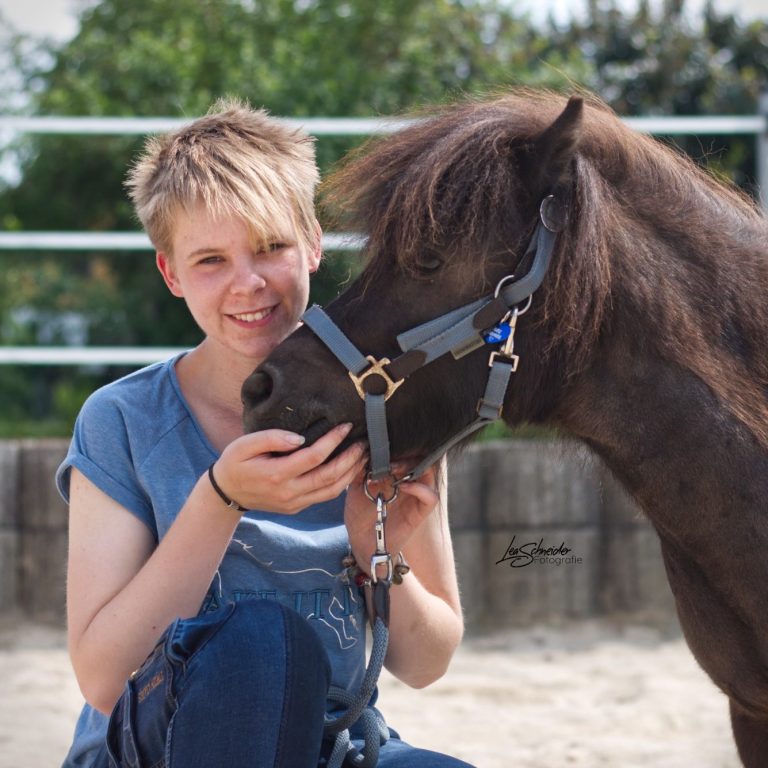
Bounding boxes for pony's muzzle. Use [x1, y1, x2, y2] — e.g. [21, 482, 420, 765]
[241, 368, 274, 408]
[241, 361, 331, 441]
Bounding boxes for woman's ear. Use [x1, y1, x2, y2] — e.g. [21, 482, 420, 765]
[308, 220, 323, 274]
[156, 252, 184, 297]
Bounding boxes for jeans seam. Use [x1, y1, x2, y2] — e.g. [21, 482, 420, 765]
[164, 709, 178, 768]
[272, 605, 290, 768]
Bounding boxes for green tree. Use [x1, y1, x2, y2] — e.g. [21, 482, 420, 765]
[543, 0, 768, 190]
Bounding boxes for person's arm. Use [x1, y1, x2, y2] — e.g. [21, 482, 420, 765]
[67, 425, 366, 714]
[344, 461, 464, 689]
[67, 467, 240, 713]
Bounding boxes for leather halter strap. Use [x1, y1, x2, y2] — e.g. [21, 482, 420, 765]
[301, 196, 564, 481]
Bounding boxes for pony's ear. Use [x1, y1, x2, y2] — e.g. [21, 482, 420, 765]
[522, 96, 584, 197]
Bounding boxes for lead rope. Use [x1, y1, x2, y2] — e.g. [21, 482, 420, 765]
[324, 481, 407, 768]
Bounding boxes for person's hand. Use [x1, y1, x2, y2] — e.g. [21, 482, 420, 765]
[343, 463, 441, 574]
[211, 423, 367, 514]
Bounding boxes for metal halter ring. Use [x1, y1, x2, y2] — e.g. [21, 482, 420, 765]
[493, 273, 515, 298]
[493, 275, 533, 317]
[363, 472, 399, 504]
[515, 294, 533, 316]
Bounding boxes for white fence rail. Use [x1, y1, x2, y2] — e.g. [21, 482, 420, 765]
[0, 347, 186, 365]
[0, 115, 414, 136]
[1, 111, 767, 366]
[1, 114, 765, 136]
[0, 231, 364, 251]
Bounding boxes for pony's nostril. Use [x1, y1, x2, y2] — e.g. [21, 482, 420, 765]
[241, 370, 273, 407]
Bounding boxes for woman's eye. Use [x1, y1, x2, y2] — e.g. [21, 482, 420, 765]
[255, 242, 287, 256]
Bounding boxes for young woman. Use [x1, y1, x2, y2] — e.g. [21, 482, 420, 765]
[57, 100, 470, 767]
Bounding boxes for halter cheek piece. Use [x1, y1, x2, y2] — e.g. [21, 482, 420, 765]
[302, 195, 565, 483]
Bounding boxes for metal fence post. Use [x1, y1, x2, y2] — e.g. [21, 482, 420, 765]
[758, 91, 768, 210]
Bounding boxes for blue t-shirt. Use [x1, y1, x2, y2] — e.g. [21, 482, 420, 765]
[56, 354, 366, 765]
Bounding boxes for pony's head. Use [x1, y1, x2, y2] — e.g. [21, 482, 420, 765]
[243, 93, 619, 459]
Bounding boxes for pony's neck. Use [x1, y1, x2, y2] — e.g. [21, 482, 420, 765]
[556, 337, 768, 549]
[547, 147, 768, 494]
[563, 308, 768, 691]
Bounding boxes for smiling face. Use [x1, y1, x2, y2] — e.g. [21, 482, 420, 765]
[157, 204, 321, 365]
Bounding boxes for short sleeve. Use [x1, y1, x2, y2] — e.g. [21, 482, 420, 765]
[56, 385, 156, 537]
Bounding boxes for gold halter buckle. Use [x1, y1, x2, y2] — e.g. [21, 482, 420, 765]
[349, 356, 404, 401]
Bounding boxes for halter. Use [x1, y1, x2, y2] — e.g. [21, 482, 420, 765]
[302, 195, 566, 483]
[312, 195, 565, 765]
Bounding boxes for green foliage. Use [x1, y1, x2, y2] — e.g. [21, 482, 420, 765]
[561, 0, 768, 114]
[544, 0, 768, 190]
[0, 0, 765, 434]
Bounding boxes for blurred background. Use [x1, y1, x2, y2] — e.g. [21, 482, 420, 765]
[0, 0, 766, 438]
[1, 7, 766, 764]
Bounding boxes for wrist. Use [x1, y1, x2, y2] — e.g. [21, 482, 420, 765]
[207, 462, 248, 513]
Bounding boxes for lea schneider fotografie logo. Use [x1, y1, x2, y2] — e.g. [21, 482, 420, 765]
[496, 535, 583, 568]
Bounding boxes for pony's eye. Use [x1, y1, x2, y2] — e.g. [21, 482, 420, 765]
[415, 255, 443, 274]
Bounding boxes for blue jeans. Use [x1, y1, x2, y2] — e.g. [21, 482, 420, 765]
[91, 601, 474, 767]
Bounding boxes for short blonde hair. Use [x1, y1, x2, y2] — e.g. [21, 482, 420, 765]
[125, 98, 320, 254]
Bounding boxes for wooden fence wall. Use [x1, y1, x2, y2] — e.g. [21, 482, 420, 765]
[0, 438, 679, 632]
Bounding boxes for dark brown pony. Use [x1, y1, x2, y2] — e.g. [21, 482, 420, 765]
[242, 90, 768, 765]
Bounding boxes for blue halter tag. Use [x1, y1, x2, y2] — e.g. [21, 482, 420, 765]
[482, 322, 512, 345]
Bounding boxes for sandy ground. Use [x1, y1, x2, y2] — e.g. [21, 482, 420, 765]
[0, 621, 741, 768]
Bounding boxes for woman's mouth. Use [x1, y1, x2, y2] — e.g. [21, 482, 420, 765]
[230, 306, 277, 325]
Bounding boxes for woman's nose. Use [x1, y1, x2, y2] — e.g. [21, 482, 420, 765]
[230, 261, 267, 293]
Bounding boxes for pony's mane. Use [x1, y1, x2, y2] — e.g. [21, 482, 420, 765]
[323, 89, 768, 447]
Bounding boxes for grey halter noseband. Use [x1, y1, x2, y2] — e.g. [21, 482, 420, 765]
[302, 195, 565, 483]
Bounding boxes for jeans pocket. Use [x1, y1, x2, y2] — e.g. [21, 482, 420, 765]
[165, 602, 237, 666]
[103, 606, 239, 767]
[105, 679, 142, 768]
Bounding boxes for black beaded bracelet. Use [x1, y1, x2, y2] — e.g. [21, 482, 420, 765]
[207, 463, 247, 512]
